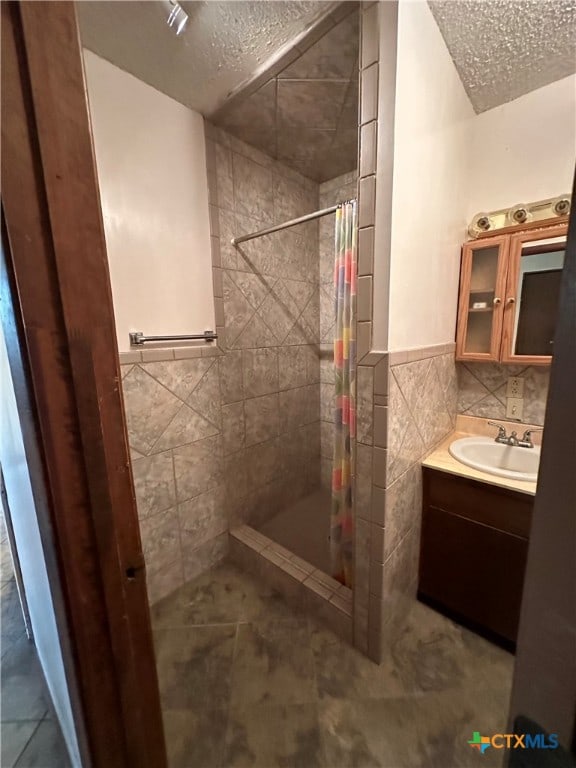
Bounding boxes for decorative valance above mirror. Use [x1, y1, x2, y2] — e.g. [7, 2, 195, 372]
[455, 220, 568, 366]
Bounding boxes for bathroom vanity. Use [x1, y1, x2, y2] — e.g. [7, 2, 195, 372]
[419, 432, 536, 649]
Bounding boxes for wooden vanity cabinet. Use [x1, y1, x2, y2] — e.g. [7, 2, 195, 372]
[418, 467, 534, 647]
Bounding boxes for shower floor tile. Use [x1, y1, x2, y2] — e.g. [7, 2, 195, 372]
[258, 488, 332, 573]
[152, 561, 513, 768]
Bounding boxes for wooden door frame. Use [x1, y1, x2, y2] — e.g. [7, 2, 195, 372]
[500, 222, 568, 366]
[1, 3, 166, 766]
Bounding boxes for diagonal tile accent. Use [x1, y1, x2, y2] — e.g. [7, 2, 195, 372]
[188, 364, 222, 430]
[229, 269, 272, 313]
[141, 358, 213, 401]
[392, 358, 432, 422]
[386, 372, 425, 486]
[282, 278, 316, 312]
[123, 366, 182, 455]
[295, 292, 320, 344]
[257, 280, 302, 344]
[152, 403, 220, 453]
[457, 364, 488, 412]
[231, 312, 278, 349]
[223, 271, 257, 345]
[464, 362, 526, 392]
[457, 361, 549, 425]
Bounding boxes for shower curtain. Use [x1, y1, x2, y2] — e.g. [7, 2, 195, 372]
[330, 200, 357, 587]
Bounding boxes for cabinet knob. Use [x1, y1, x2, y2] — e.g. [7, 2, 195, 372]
[506, 297, 516, 305]
[493, 297, 502, 305]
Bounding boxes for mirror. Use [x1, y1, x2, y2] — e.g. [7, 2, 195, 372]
[512, 236, 566, 356]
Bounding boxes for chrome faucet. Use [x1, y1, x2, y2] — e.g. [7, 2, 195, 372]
[487, 422, 542, 449]
[518, 428, 543, 449]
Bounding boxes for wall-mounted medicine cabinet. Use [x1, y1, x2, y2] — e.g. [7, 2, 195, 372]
[455, 220, 568, 366]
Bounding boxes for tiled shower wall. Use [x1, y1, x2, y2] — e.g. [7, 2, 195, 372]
[318, 170, 358, 489]
[120, 350, 227, 604]
[457, 362, 549, 425]
[120, 126, 325, 604]
[209, 125, 322, 529]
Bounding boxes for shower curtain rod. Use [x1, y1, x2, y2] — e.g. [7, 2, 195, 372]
[231, 199, 356, 246]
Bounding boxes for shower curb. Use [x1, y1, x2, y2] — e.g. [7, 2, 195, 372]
[229, 525, 353, 643]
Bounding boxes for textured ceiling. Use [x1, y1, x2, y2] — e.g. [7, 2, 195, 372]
[77, 1, 331, 116]
[215, 10, 359, 182]
[429, 0, 576, 113]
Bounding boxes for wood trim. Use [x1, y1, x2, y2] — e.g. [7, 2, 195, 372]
[473, 215, 569, 240]
[500, 223, 567, 366]
[2, 215, 91, 763]
[1, 3, 166, 766]
[455, 235, 509, 362]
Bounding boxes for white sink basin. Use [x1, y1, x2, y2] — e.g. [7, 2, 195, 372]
[449, 436, 540, 482]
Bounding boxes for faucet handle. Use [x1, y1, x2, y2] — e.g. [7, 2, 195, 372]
[521, 427, 543, 442]
[487, 421, 507, 437]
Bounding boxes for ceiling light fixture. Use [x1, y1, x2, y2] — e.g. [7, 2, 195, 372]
[166, 1, 188, 36]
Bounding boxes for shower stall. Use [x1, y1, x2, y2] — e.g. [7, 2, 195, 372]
[208, 130, 359, 632]
[105, 5, 362, 638]
[228, 193, 357, 581]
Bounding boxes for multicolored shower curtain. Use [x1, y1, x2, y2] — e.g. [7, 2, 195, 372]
[330, 200, 357, 587]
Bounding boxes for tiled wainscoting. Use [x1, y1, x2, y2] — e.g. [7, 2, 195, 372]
[120, 347, 228, 604]
[457, 362, 549, 425]
[353, 344, 458, 662]
[230, 526, 353, 642]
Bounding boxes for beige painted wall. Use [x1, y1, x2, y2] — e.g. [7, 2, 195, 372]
[83, 51, 215, 353]
[373, 3, 575, 354]
[0, 325, 80, 765]
[383, 0, 474, 352]
[467, 74, 576, 219]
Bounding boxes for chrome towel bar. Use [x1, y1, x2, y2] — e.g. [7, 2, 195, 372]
[129, 330, 217, 346]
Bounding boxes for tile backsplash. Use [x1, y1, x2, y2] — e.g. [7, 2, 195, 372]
[457, 362, 549, 426]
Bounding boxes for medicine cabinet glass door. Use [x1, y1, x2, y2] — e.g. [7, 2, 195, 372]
[456, 235, 509, 362]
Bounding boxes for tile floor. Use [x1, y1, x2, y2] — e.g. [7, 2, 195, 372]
[258, 489, 332, 574]
[1, 517, 71, 768]
[152, 560, 514, 768]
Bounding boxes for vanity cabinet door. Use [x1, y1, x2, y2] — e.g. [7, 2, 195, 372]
[419, 505, 528, 645]
[455, 236, 509, 362]
[501, 223, 567, 366]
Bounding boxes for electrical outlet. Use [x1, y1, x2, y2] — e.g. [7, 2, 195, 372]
[506, 376, 524, 398]
[506, 397, 524, 420]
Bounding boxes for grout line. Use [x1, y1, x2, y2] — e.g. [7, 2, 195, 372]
[8, 716, 43, 765]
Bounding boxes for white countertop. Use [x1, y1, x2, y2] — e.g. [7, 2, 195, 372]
[422, 429, 538, 497]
